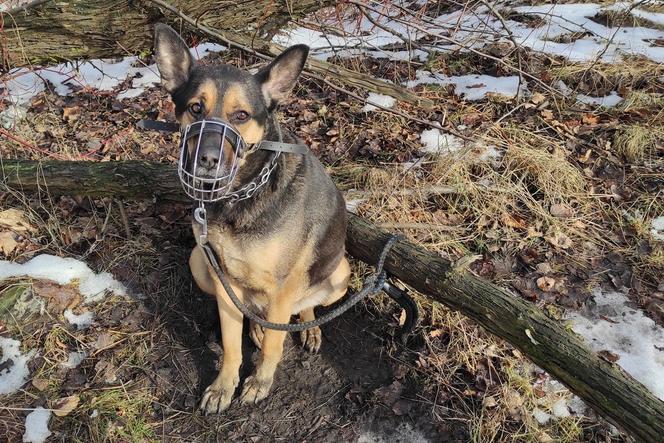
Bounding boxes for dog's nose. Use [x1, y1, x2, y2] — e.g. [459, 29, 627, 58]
[198, 149, 219, 168]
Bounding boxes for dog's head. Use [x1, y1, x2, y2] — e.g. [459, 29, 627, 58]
[153, 23, 308, 178]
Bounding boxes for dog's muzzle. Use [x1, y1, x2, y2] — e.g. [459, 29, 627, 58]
[178, 118, 245, 202]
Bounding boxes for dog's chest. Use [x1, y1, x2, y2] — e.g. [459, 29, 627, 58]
[194, 222, 295, 294]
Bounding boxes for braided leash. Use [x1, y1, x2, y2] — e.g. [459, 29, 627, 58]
[201, 235, 400, 332]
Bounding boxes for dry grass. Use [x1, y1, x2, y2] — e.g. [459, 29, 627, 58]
[613, 124, 664, 162]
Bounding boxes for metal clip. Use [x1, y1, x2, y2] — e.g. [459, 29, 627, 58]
[194, 204, 208, 245]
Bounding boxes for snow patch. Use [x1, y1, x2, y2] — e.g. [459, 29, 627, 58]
[0, 254, 126, 303]
[64, 309, 94, 330]
[23, 407, 51, 443]
[420, 129, 464, 155]
[361, 93, 396, 112]
[61, 350, 87, 369]
[0, 337, 35, 395]
[532, 407, 552, 425]
[576, 91, 623, 108]
[567, 289, 664, 400]
[650, 216, 664, 241]
[551, 398, 571, 418]
[407, 71, 522, 101]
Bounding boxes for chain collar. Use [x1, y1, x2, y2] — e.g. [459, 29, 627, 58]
[221, 151, 281, 204]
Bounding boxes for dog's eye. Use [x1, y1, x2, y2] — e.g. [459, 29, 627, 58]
[234, 110, 250, 122]
[189, 102, 203, 115]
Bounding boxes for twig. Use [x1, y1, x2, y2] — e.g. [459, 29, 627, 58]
[116, 199, 131, 239]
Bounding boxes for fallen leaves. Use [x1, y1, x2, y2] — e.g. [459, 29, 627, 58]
[549, 203, 574, 218]
[545, 231, 573, 249]
[536, 276, 556, 292]
[0, 208, 36, 256]
[52, 395, 80, 417]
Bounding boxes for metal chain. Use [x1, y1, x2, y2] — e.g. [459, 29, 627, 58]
[201, 234, 401, 332]
[224, 151, 281, 203]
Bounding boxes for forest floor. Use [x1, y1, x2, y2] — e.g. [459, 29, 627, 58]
[1, 0, 663, 442]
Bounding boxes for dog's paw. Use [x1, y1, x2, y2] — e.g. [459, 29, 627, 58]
[300, 326, 322, 353]
[239, 375, 273, 404]
[199, 376, 238, 415]
[249, 321, 264, 349]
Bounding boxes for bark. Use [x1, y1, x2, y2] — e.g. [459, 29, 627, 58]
[2, 159, 663, 442]
[1, 0, 326, 70]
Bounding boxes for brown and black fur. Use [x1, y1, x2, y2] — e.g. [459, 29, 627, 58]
[154, 24, 350, 414]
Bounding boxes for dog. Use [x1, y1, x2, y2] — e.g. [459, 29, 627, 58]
[153, 24, 350, 414]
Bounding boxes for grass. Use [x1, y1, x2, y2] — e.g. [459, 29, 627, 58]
[613, 124, 663, 162]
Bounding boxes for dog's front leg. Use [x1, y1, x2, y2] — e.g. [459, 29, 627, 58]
[200, 279, 244, 414]
[239, 293, 295, 404]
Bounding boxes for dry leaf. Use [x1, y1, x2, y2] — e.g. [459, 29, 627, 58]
[0, 208, 36, 233]
[598, 350, 620, 363]
[0, 231, 19, 255]
[483, 396, 498, 408]
[63, 106, 81, 122]
[578, 149, 592, 163]
[536, 262, 554, 275]
[53, 395, 80, 417]
[540, 109, 554, 120]
[537, 276, 556, 292]
[582, 114, 599, 125]
[501, 213, 527, 229]
[531, 92, 546, 105]
[545, 231, 573, 249]
[549, 203, 574, 218]
[31, 378, 49, 391]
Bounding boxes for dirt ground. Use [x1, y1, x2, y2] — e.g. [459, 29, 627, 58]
[2, 1, 663, 441]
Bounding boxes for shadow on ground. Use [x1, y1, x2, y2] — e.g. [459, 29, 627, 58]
[136, 240, 466, 442]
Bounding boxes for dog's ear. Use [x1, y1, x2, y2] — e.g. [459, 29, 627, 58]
[255, 44, 308, 109]
[154, 23, 194, 94]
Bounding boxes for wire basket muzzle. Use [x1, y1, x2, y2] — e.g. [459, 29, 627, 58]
[177, 119, 246, 202]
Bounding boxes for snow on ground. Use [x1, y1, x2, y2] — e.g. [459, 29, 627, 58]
[64, 309, 95, 329]
[361, 93, 396, 112]
[272, 1, 663, 103]
[1, 42, 226, 127]
[22, 407, 52, 443]
[576, 91, 623, 107]
[0, 337, 36, 395]
[651, 216, 664, 241]
[566, 289, 664, 400]
[407, 71, 523, 101]
[0, 254, 126, 303]
[420, 128, 464, 155]
[61, 351, 87, 369]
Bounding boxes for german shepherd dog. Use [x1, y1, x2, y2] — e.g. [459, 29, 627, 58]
[154, 24, 350, 414]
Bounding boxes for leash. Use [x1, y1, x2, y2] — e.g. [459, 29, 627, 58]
[200, 233, 400, 332]
[138, 118, 419, 338]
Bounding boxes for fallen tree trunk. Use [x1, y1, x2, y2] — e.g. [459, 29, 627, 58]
[0, 0, 325, 69]
[2, 159, 663, 442]
[1, 0, 432, 109]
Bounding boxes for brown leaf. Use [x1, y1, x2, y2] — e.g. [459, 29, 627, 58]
[549, 203, 574, 218]
[31, 378, 49, 391]
[33, 281, 81, 313]
[531, 92, 546, 105]
[53, 395, 80, 417]
[545, 231, 573, 249]
[537, 276, 556, 292]
[598, 350, 620, 363]
[501, 213, 527, 229]
[536, 262, 554, 275]
[0, 209, 36, 234]
[63, 106, 81, 122]
[0, 231, 19, 255]
[582, 114, 599, 125]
